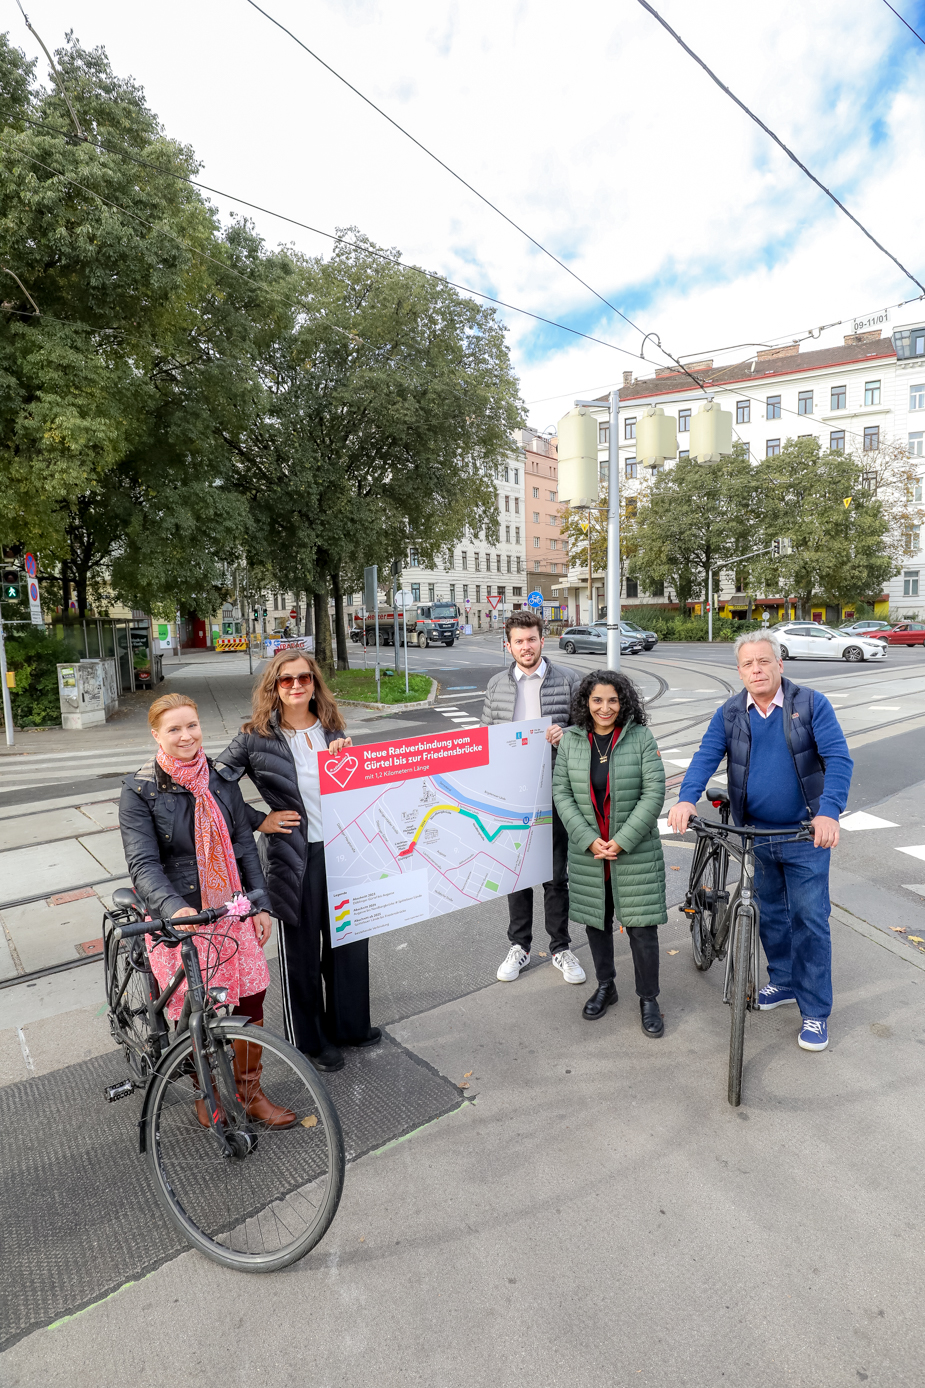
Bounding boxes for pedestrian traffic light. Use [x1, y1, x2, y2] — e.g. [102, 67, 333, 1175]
[2, 569, 19, 600]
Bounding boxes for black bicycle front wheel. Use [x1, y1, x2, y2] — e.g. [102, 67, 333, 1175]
[727, 905, 755, 1107]
[145, 1020, 345, 1271]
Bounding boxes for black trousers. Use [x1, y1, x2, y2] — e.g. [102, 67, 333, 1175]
[507, 803, 571, 955]
[277, 841, 373, 1054]
[585, 877, 660, 999]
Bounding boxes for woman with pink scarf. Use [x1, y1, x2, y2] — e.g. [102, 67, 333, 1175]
[119, 692, 294, 1128]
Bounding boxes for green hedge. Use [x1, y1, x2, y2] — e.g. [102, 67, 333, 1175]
[630, 607, 765, 643]
[3, 628, 71, 728]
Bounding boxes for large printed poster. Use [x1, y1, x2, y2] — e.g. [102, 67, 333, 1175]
[319, 719, 553, 947]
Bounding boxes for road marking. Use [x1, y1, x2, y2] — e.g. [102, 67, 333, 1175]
[902, 885, 925, 897]
[666, 757, 693, 768]
[896, 845, 925, 861]
[839, 811, 899, 830]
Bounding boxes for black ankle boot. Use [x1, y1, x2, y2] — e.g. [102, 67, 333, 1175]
[309, 1043, 345, 1072]
[640, 998, 664, 1038]
[583, 981, 618, 1020]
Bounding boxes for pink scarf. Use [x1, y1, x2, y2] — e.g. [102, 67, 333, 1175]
[155, 747, 242, 910]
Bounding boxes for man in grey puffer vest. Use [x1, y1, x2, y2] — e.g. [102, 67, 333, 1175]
[481, 611, 587, 986]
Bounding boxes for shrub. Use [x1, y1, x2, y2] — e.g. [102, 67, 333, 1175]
[4, 628, 72, 728]
[629, 606, 764, 642]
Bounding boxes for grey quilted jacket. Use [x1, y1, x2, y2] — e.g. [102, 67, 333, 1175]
[480, 660, 582, 758]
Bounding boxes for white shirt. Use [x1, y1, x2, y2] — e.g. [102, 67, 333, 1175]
[512, 658, 547, 722]
[283, 722, 329, 842]
[746, 685, 785, 720]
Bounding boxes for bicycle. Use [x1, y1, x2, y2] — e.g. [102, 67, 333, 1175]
[680, 792, 814, 1106]
[103, 886, 345, 1271]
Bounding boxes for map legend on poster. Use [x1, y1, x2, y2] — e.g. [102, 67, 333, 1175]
[320, 721, 552, 947]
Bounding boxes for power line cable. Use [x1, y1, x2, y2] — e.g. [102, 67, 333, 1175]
[4, 118, 648, 364]
[242, 0, 715, 399]
[882, 0, 925, 46]
[635, 0, 925, 296]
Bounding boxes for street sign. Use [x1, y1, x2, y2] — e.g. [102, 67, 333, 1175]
[28, 578, 43, 626]
[464, 599, 471, 611]
[363, 565, 378, 613]
[526, 590, 544, 608]
[487, 594, 502, 610]
[23, 553, 36, 578]
[395, 589, 414, 608]
[289, 607, 297, 619]
[853, 308, 889, 335]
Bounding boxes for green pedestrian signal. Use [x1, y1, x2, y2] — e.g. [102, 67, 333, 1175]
[4, 584, 18, 600]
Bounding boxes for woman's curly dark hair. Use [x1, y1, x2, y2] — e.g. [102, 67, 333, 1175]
[571, 669, 648, 732]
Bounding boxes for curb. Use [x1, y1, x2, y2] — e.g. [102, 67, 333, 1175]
[337, 678, 440, 714]
[830, 902, 925, 973]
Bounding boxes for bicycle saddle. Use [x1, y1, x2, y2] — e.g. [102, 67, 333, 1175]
[706, 786, 730, 809]
[112, 886, 143, 911]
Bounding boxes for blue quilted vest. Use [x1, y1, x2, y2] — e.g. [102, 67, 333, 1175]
[721, 677, 826, 826]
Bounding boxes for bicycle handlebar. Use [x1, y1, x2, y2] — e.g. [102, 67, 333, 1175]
[688, 815, 815, 840]
[112, 904, 229, 942]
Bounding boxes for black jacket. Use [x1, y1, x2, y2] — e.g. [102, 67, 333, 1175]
[215, 713, 342, 925]
[119, 755, 267, 919]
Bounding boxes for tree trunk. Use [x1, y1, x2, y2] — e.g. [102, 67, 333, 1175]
[60, 560, 71, 613]
[330, 571, 350, 670]
[312, 589, 334, 678]
[304, 586, 314, 639]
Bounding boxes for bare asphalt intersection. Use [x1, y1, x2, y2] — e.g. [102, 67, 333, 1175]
[2, 633, 925, 1384]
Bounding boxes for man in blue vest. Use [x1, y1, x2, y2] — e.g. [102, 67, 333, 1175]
[667, 630, 852, 1051]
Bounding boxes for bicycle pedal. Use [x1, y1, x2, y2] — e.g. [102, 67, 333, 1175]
[104, 1078, 138, 1103]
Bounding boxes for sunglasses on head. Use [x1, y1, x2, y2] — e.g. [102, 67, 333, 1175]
[277, 673, 313, 689]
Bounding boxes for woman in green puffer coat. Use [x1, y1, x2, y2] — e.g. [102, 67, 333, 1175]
[552, 669, 667, 1037]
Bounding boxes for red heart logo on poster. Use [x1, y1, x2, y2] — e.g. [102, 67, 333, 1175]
[326, 753, 360, 789]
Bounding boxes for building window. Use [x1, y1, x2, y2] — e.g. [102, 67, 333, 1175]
[904, 570, 920, 594]
[915, 480, 923, 503]
[516, 556, 522, 573]
[462, 584, 469, 601]
[408, 549, 420, 567]
[798, 390, 813, 415]
[911, 384, 925, 411]
[736, 400, 750, 424]
[497, 587, 505, 602]
[533, 536, 540, 548]
[474, 552, 480, 571]
[864, 425, 880, 451]
[916, 332, 925, 356]
[411, 583, 420, 602]
[766, 439, 781, 457]
[506, 556, 512, 572]
[485, 553, 491, 571]
[625, 459, 637, 478]
[831, 384, 846, 410]
[548, 490, 556, 501]
[534, 560, 541, 571]
[532, 486, 539, 498]
[504, 495, 510, 512]
[549, 539, 558, 550]
[625, 498, 638, 518]
[532, 511, 540, 523]
[679, 450, 690, 459]
[460, 551, 466, 570]
[678, 408, 691, 433]
[496, 554, 502, 572]
[449, 584, 456, 602]
[865, 380, 881, 406]
[512, 586, 522, 597]
[830, 430, 845, 452]
[513, 468, 519, 484]
[651, 580, 665, 598]
[505, 525, 511, 543]
[428, 584, 435, 601]
[739, 442, 749, 461]
[550, 562, 557, 574]
[626, 578, 639, 598]
[766, 395, 781, 420]
[625, 417, 636, 440]
[475, 585, 481, 601]
[503, 467, 510, 482]
[910, 433, 924, 457]
[514, 497, 520, 514]
[515, 527, 520, 544]
[599, 423, 609, 446]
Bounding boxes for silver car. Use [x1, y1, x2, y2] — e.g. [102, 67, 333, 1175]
[559, 626, 643, 655]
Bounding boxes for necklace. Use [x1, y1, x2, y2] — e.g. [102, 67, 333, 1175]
[592, 729, 616, 763]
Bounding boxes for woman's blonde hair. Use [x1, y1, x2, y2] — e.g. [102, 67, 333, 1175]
[243, 650, 345, 737]
[148, 693, 199, 730]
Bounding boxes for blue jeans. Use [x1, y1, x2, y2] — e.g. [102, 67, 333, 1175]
[753, 838, 832, 1020]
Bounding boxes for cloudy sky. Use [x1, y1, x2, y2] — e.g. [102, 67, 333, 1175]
[9, 0, 925, 427]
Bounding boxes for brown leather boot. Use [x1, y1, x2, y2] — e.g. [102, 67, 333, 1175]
[193, 1072, 223, 1128]
[232, 1022, 297, 1128]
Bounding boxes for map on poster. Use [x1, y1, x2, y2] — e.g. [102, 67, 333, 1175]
[319, 719, 553, 947]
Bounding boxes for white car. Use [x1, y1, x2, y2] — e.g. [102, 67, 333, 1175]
[770, 622, 888, 662]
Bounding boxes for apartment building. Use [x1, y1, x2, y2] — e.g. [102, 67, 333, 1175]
[513, 429, 568, 617]
[563, 315, 925, 621]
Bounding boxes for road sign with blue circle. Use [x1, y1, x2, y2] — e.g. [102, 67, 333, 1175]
[526, 590, 544, 607]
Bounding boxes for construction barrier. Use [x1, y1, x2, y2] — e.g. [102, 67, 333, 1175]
[215, 636, 248, 652]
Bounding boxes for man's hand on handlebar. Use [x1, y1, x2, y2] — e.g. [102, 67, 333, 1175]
[810, 814, 840, 849]
[667, 801, 697, 835]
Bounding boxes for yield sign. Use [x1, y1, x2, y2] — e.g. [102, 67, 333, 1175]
[486, 594, 502, 610]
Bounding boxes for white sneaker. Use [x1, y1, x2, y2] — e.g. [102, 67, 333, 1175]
[553, 949, 587, 984]
[497, 945, 530, 981]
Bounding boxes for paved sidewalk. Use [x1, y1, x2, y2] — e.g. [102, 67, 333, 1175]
[2, 901, 922, 1386]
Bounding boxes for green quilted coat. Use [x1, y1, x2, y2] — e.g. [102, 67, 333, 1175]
[552, 721, 667, 931]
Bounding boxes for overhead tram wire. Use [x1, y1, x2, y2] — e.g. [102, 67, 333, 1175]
[882, 0, 925, 46]
[0, 134, 647, 363]
[242, 0, 715, 401]
[636, 0, 925, 296]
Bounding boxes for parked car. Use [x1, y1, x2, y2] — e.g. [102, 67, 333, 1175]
[771, 622, 887, 662]
[559, 626, 643, 656]
[838, 620, 891, 636]
[870, 621, 925, 647]
[592, 618, 658, 650]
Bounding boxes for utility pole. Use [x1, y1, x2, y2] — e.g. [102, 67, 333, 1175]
[0, 597, 14, 747]
[574, 393, 621, 670]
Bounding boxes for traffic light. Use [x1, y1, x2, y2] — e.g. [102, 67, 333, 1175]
[253, 608, 259, 621]
[771, 537, 793, 557]
[2, 568, 19, 600]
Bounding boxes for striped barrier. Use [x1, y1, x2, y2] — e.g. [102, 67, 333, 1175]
[215, 636, 248, 652]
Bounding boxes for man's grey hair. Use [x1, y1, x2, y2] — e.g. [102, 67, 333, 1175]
[733, 628, 782, 662]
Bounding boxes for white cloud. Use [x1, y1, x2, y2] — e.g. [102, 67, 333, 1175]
[10, 0, 925, 426]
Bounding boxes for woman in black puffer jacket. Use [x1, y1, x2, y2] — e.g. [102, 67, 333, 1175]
[217, 649, 378, 1073]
